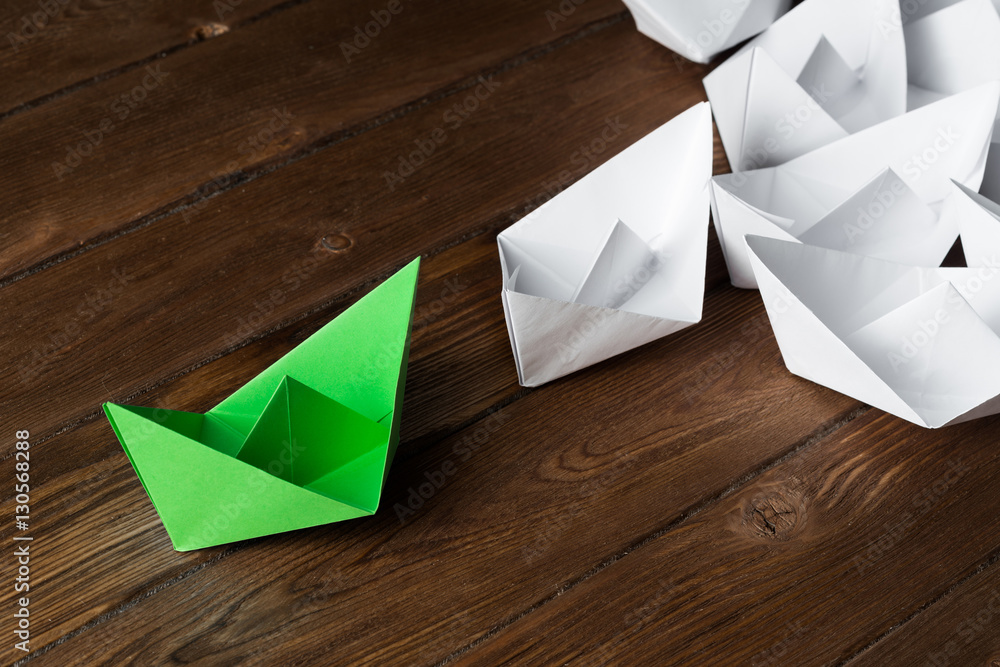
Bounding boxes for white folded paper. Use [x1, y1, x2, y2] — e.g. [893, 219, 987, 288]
[623, 0, 792, 64]
[953, 180, 1000, 267]
[905, 0, 1000, 107]
[710, 82, 1000, 289]
[498, 102, 713, 387]
[705, 0, 1000, 173]
[703, 0, 906, 172]
[904, 0, 1000, 200]
[746, 234, 1000, 428]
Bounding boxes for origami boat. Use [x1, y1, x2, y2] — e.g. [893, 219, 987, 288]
[104, 258, 419, 550]
[704, 0, 906, 172]
[498, 102, 713, 387]
[704, 0, 1000, 173]
[746, 235, 1000, 428]
[710, 82, 1000, 289]
[622, 0, 792, 64]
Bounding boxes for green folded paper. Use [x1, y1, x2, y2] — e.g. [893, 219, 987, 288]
[103, 258, 420, 551]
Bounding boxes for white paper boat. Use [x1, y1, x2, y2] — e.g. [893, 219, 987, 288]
[498, 102, 713, 387]
[746, 234, 1000, 428]
[703, 0, 906, 172]
[710, 82, 1000, 289]
[903, 0, 1000, 199]
[623, 0, 792, 64]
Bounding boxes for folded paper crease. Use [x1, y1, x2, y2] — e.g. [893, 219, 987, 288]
[104, 257, 420, 550]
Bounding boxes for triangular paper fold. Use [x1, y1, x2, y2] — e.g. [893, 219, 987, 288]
[704, 0, 906, 171]
[103, 258, 419, 550]
[622, 0, 792, 64]
[746, 235, 1000, 428]
[711, 83, 999, 288]
[498, 103, 712, 386]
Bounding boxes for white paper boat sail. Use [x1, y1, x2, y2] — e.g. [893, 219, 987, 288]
[622, 0, 792, 64]
[498, 102, 713, 387]
[746, 234, 1000, 428]
[703, 0, 906, 172]
[710, 82, 1000, 289]
[705, 0, 1000, 176]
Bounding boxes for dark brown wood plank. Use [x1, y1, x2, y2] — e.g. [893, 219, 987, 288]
[847, 561, 1000, 667]
[0, 232, 514, 660]
[447, 410, 1000, 666]
[1, 20, 731, 661]
[0, 0, 288, 116]
[15, 277, 858, 665]
[4, 222, 723, 661]
[1, 18, 712, 454]
[0, 0, 625, 282]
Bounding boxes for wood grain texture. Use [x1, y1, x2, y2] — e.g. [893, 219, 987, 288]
[0, 0, 626, 282]
[6, 0, 997, 664]
[0, 232, 519, 660]
[1, 18, 711, 453]
[451, 411, 1000, 666]
[14, 279, 859, 666]
[848, 562, 1000, 667]
[0, 0, 288, 115]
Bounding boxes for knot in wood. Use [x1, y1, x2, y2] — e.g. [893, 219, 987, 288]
[321, 234, 353, 251]
[191, 23, 229, 40]
[745, 490, 799, 539]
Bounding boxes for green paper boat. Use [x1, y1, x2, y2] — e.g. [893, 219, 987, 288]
[103, 258, 420, 551]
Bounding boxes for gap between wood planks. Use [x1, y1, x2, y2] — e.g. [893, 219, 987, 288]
[16, 269, 846, 664]
[836, 547, 1000, 666]
[0, 0, 309, 126]
[0, 10, 629, 292]
[430, 405, 872, 667]
[0, 6, 634, 472]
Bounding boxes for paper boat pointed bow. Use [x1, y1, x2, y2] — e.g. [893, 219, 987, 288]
[104, 258, 420, 550]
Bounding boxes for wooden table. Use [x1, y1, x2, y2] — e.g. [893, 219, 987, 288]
[3, 1, 999, 665]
